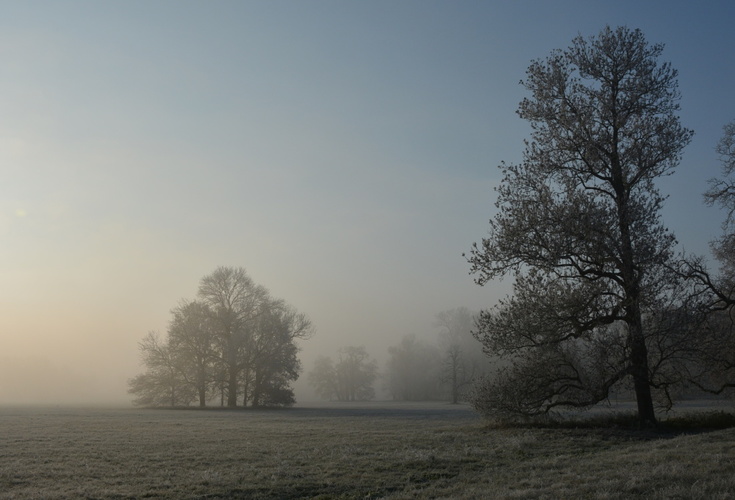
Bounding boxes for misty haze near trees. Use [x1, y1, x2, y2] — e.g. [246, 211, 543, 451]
[125, 27, 735, 425]
[306, 307, 490, 404]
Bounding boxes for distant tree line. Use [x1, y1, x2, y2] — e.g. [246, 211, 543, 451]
[128, 266, 313, 407]
[307, 307, 491, 403]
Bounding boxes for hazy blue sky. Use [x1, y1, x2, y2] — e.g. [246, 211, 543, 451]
[1, 1, 733, 403]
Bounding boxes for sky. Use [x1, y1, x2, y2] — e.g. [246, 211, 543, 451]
[1, 1, 734, 404]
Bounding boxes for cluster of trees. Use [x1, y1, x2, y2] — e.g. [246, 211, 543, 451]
[308, 308, 490, 403]
[467, 26, 735, 426]
[128, 267, 313, 407]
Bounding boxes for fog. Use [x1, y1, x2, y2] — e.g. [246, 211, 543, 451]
[1, 2, 733, 406]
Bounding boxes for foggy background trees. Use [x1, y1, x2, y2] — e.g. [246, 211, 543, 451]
[133, 274, 489, 407]
[385, 334, 443, 401]
[435, 307, 489, 404]
[129, 267, 313, 407]
[307, 308, 489, 403]
[308, 346, 378, 401]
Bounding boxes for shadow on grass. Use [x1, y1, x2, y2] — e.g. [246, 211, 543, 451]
[482, 410, 735, 439]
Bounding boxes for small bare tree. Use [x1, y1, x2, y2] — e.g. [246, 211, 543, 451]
[435, 308, 486, 404]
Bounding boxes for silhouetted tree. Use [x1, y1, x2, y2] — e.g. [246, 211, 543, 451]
[467, 26, 694, 425]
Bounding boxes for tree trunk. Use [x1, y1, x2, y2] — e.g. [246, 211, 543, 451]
[226, 334, 239, 407]
[629, 309, 657, 427]
[622, 275, 657, 426]
[620, 258, 657, 426]
[451, 351, 460, 404]
[227, 368, 238, 407]
[198, 367, 206, 407]
[251, 370, 262, 408]
[242, 368, 251, 407]
[452, 370, 459, 405]
[612, 139, 657, 427]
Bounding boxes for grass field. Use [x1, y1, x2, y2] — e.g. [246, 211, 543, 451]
[1, 401, 734, 499]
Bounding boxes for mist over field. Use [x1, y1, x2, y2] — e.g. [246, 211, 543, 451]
[2, 1, 734, 407]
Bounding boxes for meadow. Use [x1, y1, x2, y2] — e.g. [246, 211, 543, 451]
[1, 401, 734, 499]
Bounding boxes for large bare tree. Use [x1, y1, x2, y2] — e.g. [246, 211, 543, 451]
[467, 26, 693, 426]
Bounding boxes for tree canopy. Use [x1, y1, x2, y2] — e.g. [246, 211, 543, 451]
[468, 26, 696, 426]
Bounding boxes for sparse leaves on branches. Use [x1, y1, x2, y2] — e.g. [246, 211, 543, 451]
[468, 26, 694, 425]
